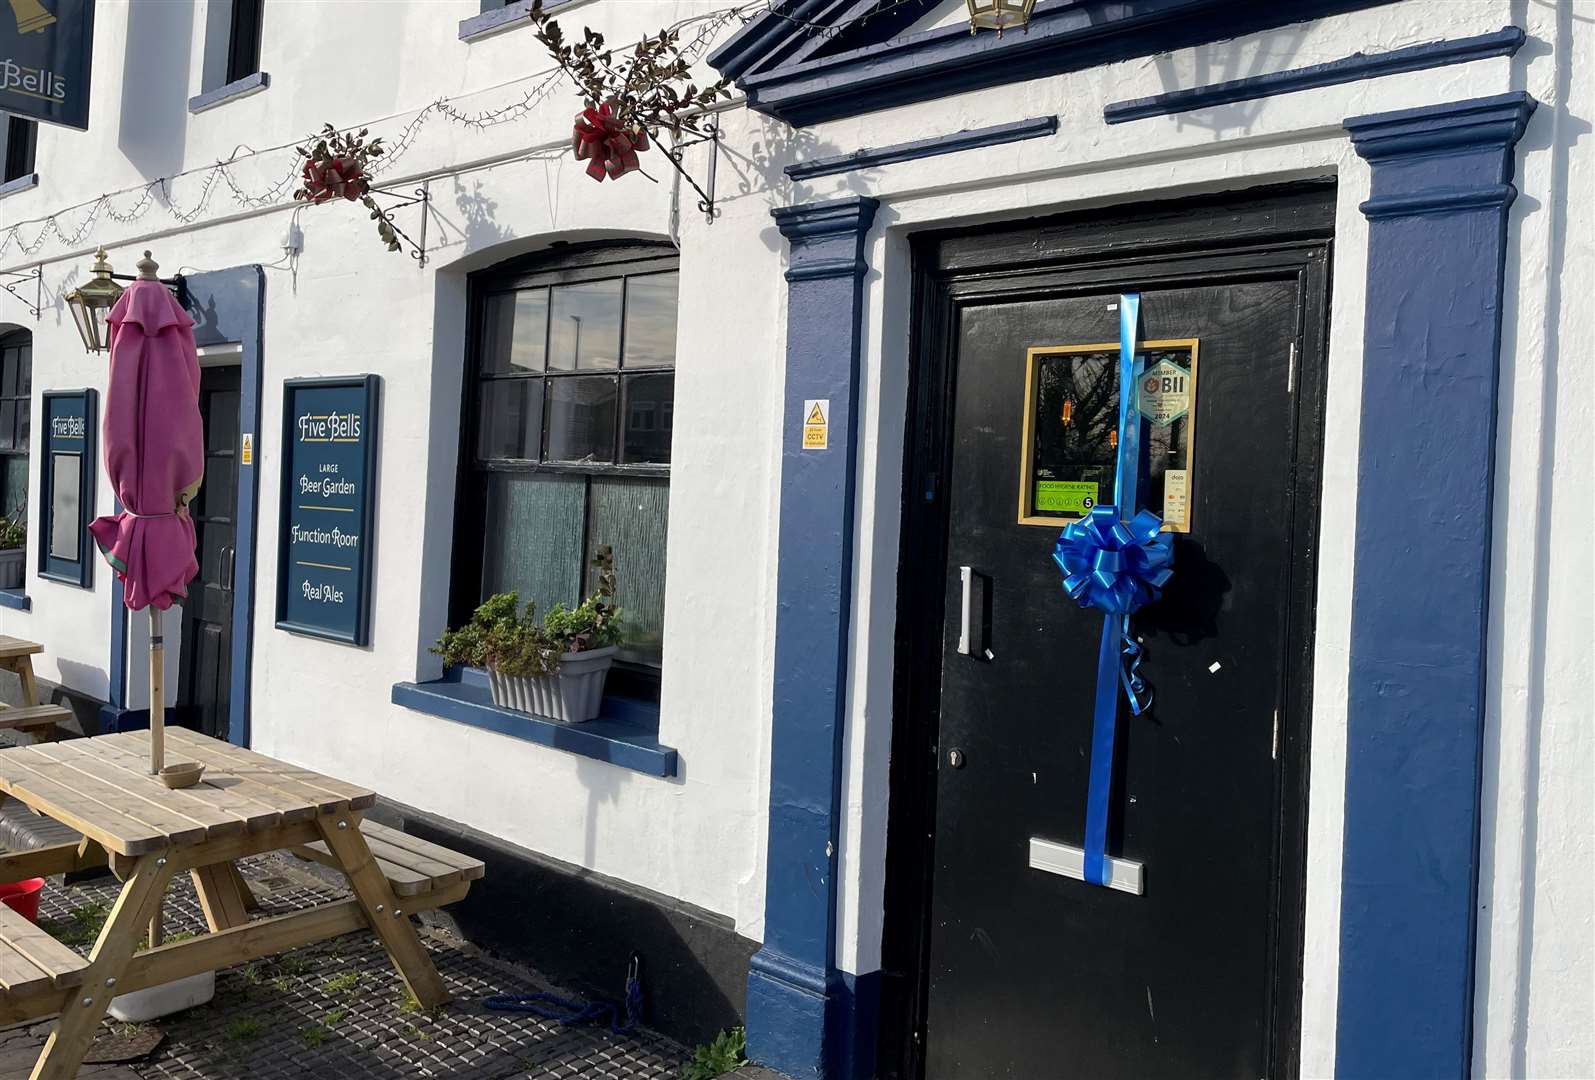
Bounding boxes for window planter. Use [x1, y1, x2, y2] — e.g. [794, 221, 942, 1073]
[0, 548, 24, 590]
[487, 646, 616, 723]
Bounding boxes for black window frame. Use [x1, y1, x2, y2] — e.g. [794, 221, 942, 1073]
[2, 116, 37, 185]
[0, 330, 33, 525]
[225, 0, 264, 86]
[451, 242, 680, 697]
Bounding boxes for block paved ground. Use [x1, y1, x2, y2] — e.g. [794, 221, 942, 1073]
[0, 853, 693, 1079]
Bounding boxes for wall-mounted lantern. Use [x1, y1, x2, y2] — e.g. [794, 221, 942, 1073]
[965, 0, 1036, 34]
[64, 248, 125, 354]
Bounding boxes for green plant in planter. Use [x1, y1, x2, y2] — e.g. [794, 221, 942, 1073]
[0, 514, 25, 550]
[433, 547, 622, 678]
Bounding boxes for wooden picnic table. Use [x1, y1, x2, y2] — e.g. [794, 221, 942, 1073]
[0, 728, 480, 1080]
[0, 636, 73, 740]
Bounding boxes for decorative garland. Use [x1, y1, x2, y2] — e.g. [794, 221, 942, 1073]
[292, 125, 404, 253]
[0, 0, 926, 266]
[529, 0, 730, 183]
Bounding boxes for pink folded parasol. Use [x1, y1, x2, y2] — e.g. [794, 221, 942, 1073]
[88, 275, 203, 610]
[87, 256, 203, 776]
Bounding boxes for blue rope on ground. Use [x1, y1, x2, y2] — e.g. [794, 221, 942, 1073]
[484, 954, 643, 1036]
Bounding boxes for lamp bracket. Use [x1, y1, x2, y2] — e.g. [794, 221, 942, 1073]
[109, 272, 189, 309]
[0, 266, 43, 320]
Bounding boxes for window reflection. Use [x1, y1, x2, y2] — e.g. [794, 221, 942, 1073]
[545, 376, 617, 463]
[623, 273, 678, 368]
[549, 280, 622, 371]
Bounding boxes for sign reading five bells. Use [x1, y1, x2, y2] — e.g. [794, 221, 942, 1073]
[1, 0, 96, 131]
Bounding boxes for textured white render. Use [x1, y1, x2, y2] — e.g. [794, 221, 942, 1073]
[0, 1, 1588, 1075]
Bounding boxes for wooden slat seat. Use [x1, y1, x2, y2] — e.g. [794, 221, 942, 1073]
[0, 901, 86, 996]
[293, 820, 485, 898]
[0, 705, 72, 734]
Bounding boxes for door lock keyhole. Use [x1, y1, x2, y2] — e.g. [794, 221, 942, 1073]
[946, 748, 966, 769]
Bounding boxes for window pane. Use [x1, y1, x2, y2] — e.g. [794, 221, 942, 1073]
[481, 473, 584, 614]
[16, 396, 28, 450]
[49, 453, 80, 561]
[588, 477, 669, 667]
[1, 351, 17, 396]
[480, 289, 548, 375]
[16, 348, 28, 397]
[1, 454, 25, 521]
[545, 376, 616, 463]
[0, 402, 14, 452]
[477, 378, 544, 462]
[622, 374, 674, 464]
[623, 273, 678, 369]
[548, 280, 622, 371]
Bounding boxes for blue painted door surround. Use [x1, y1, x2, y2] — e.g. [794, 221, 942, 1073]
[1337, 92, 1535, 1078]
[746, 195, 878, 1080]
[103, 267, 265, 748]
[750, 94, 1538, 1080]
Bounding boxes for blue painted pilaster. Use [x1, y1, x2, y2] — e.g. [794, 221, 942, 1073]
[747, 195, 878, 1079]
[1337, 92, 1535, 1078]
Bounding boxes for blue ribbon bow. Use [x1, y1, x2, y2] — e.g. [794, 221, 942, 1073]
[1053, 505, 1174, 616]
[1053, 293, 1175, 888]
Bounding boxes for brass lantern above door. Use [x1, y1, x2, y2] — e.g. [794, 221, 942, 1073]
[965, 0, 1036, 34]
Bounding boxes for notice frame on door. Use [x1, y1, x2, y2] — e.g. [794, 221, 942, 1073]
[37, 388, 97, 588]
[275, 375, 379, 646]
[1017, 339, 1199, 533]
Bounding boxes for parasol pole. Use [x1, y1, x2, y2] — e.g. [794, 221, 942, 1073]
[149, 607, 164, 775]
[136, 251, 168, 778]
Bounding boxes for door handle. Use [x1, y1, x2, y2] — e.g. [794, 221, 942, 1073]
[219, 546, 235, 591]
[956, 566, 994, 661]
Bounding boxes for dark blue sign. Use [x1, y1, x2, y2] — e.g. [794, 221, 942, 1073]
[1, 0, 95, 130]
[276, 376, 379, 646]
[39, 388, 95, 587]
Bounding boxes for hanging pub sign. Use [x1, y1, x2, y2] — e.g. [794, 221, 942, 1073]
[276, 375, 379, 646]
[38, 388, 95, 587]
[1, 0, 96, 130]
[1017, 339, 1199, 532]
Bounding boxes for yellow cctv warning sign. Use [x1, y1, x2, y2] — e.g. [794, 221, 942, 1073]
[803, 399, 829, 450]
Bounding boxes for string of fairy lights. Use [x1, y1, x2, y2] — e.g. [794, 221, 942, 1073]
[0, 0, 928, 269]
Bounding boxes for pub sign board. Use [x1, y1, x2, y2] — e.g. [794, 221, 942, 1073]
[38, 388, 95, 587]
[1, 0, 95, 130]
[276, 376, 379, 646]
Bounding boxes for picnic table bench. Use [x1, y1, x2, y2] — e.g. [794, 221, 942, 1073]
[0, 727, 483, 1080]
[0, 637, 73, 741]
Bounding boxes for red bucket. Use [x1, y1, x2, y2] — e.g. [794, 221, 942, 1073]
[0, 878, 44, 924]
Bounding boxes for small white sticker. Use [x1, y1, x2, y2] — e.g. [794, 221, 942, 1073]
[1208, 661, 1222, 674]
[802, 399, 829, 451]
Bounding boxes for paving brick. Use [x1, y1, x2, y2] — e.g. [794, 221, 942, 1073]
[18, 852, 692, 1079]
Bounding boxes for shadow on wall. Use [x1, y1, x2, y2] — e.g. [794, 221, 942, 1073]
[119, 1, 195, 182]
[1147, 22, 1310, 139]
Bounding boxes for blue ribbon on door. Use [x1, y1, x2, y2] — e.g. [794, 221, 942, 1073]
[1050, 293, 1174, 887]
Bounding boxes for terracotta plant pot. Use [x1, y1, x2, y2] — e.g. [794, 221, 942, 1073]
[488, 646, 617, 723]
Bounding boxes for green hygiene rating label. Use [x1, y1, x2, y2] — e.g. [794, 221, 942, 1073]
[1035, 480, 1098, 514]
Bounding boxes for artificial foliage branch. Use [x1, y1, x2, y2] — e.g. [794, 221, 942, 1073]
[529, 0, 731, 181]
[293, 124, 404, 253]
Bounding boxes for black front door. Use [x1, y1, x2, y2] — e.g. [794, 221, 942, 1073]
[179, 365, 240, 741]
[888, 187, 1331, 1080]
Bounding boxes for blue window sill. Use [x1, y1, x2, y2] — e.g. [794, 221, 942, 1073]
[392, 666, 677, 777]
[189, 72, 271, 114]
[459, 0, 582, 42]
[0, 174, 38, 201]
[0, 590, 30, 612]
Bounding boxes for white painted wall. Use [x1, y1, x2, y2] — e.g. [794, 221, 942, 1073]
[2, 1, 1588, 1074]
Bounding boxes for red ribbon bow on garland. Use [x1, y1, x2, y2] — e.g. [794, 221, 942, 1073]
[572, 101, 651, 182]
[300, 156, 369, 203]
